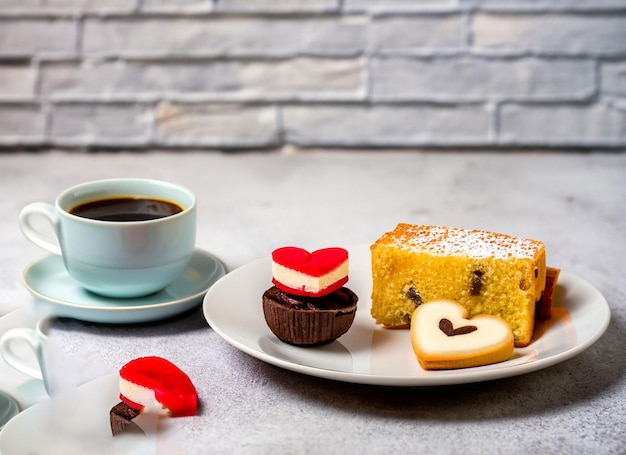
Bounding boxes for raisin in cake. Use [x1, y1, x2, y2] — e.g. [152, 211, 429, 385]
[370, 224, 547, 347]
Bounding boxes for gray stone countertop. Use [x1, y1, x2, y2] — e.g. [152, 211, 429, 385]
[0, 150, 624, 454]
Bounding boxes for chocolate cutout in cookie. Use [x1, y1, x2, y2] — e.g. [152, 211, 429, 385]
[439, 318, 477, 336]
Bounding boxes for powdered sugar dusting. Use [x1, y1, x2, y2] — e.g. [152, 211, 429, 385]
[377, 224, 544, 259]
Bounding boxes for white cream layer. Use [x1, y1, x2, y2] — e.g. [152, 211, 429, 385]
[120, 377, 169, 415]
[272, 259, 349, 293]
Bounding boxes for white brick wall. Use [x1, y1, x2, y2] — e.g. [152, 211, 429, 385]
[0, 0, 625, 150]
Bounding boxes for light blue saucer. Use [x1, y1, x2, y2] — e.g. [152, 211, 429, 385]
[0, 392, 19, 430]
[22, 248, 225, 324]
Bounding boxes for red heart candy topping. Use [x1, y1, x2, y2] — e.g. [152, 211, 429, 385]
[272, 247, 348, 277]
[271, 247, 349, 296]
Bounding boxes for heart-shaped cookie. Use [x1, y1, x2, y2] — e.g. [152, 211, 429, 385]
[271, 246, 349, 296]
[410, 300, 514, 370]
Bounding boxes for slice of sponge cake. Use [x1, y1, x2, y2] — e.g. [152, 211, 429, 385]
[370, 224, 547, 347]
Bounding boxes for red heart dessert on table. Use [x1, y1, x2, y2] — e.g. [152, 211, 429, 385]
[111, 356, 198, 435]
[271, 246, 349, 297]
[119, 356, 198, 417]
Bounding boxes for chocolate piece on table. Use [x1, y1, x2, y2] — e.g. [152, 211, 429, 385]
[110, 401, 141, 436]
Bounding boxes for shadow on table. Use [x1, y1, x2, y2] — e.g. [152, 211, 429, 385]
[241, 315, 625, 422]
[52, 303, 210, 337]
[50, 296, 624, 422]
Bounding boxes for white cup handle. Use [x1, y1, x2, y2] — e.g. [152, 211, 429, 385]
[0, 328, 44, 381]
[19, 202, 62, 256]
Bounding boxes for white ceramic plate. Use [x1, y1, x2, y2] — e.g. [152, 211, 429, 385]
[203, 245, 610, 386]
[0, 374, 181, 455]
[23, 248, 225, 324]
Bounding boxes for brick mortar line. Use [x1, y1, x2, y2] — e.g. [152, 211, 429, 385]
[461, 5, 626, 14]
[278, 138, 626, 148]
[40, 101, 52, 141]
[32, 58, 43, 101]
[0, 11, 352, 20]
[2, 52, 620, 65]
[274, 104, 286, 148]
[592, 58, 603, 102]
[5, 55, 367, 65]
[0, 141, 624, 152]
[145, 100, 158, 145]
[363, 54, 372, 102]
[0, 95, 611, 106]
[4, 46, 626, 62]
[12, 99, 611, 108]
[461, 10, 473, 49]
[2, 8, 626, 20]
[487, 101, 498, 143]
[9, 53, 378, 63]
[75, 16, 85, 57]
[496, 98, 614, 107]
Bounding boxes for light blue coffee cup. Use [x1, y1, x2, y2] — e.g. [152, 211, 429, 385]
[19, 178, 196, 298]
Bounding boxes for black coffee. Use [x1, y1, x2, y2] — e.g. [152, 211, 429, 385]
[69, 197, 183, 222]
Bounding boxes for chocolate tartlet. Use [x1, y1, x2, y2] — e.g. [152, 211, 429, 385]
[262, 286, 358, 346]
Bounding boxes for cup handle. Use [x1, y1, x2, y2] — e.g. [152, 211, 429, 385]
[0, 328, 44, 381]
[19, 202, 62, 256]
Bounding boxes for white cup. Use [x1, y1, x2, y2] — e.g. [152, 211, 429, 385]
[19, 178, 197, 298]
[1, 317, 53, 395]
